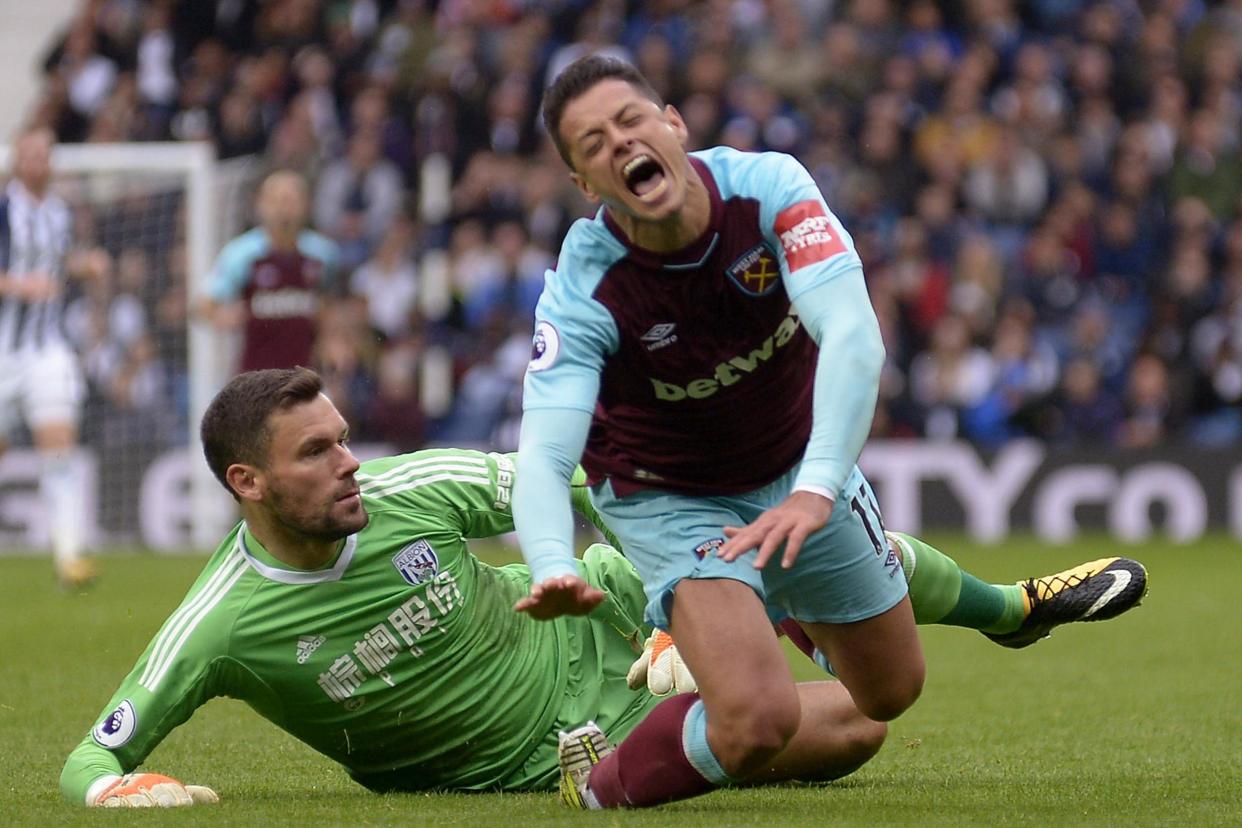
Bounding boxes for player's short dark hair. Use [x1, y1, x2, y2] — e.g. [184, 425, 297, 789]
[542, 55, 663, 168]
[201, 367, 323, 499]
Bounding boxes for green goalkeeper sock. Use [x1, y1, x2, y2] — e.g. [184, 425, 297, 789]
[889, 532, 1027, 635]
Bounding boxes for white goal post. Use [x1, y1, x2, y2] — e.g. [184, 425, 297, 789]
[0, 141, 235, 551]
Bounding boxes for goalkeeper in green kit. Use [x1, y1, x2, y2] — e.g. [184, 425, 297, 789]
[61, 367, 1145, 807]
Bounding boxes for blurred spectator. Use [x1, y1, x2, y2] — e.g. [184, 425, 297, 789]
[130, 0, 178, 138]
[313, 300, 377, 432]
[1118, 352, 1180, 448]
[949, 233, 1004, 338]
[1061, 300, 1133, 394]
[313, 128, 405, 270]
[989, 40, 1066, 147]
[1014, 225, 1082, 351]
[1093, 200, 1156, 307]
[350, 217, 422, 341]
[291, 45, 343, 160]
[909, 314, 994, 440]
[544, 1, 632, 88]
[960, 307, 1059, 446]
[746, 0, 823, 104]
[266, 92, 329, 173]
[914, 57, 999, 177]
[964, 124, 1050, 229]
[96, 333, 176, 540]
[362, 341, 427, 452]
[439, 329, 531, 448]
[215, 89, 267, 159]
[348, 84, 413, 176]
[1045, 356, 1125, 446]
[43, 18, 119, 142]
[447, 218, 501, 321]
[1168, 108, 1242, 223]
[1188, 261, 1242, 444]
[462, 218, 553, 331]
[883, 217, 950, 354]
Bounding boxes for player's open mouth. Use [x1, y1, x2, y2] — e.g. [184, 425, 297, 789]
[622, 154, 666, 201]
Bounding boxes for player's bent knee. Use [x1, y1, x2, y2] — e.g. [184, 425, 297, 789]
[809, 718, 887, 783]
[858, 669, 924, 722]
[713, 704, 802, 777]
[853, 717, 888, 761]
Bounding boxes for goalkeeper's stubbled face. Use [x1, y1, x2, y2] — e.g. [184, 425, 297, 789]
[260, 395, 369, 540]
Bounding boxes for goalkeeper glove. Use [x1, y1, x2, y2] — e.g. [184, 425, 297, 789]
[92, 773, 219, 808]
[626, 630, 697, 696]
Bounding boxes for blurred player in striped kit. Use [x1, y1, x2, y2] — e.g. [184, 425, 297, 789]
[0, 126, 105, 588]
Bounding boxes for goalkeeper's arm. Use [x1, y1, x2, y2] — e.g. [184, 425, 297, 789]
[59, 609, 255, 805]
[569, 464, 622, 551]
[62, 741, 217, 807]
[500, 450, 622, 552]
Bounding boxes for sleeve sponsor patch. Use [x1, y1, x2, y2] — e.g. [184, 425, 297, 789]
[528, 321, 560, 373]
[774, 200, 847, 272]
[92, 700, 137, 749]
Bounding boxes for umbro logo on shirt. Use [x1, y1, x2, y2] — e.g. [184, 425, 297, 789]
[296, 634, 326, 664]
[641, 323, 678, 351]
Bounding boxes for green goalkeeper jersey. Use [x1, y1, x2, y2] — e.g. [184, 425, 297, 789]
[61, 449, 654, 803]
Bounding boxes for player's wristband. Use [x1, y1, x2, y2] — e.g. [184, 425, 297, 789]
[792, 483, 837, 503]
[85, 774, 123, 806]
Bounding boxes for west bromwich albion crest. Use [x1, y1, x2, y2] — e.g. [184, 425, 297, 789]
[392, 540, 439, 586]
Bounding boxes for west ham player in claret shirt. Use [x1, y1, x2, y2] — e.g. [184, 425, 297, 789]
[202, 170, 339, 372]
[511, 56, 1146, 810]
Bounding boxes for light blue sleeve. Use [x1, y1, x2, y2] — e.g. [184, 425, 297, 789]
[744, 151, 882, 498]
[514, 223, 621, 583]
[513, 407, 593, 584]
[748, 151, 866, 296]
[788, 271, 884, 497]
[520, 238, 620, 413]
[297, 230, 342, 285]
[207, 229, 268, 302]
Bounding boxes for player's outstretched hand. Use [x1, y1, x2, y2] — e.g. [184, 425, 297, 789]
[93, 773, 219, 807]
[627, 630, 697, 696]
[719, 490, 834, 570]
[514, 574, 605, 619]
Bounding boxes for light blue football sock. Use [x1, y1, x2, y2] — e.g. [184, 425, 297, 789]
[681, 699, 733, 785]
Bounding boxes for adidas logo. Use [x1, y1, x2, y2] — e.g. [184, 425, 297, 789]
[296, 634, 326, 664]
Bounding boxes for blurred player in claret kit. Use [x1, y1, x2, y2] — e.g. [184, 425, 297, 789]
[511, 55, 1148, 809]
[0, 125, 107, 588]
[60, 367, 1143, 808]
[201, 170, 339, 371]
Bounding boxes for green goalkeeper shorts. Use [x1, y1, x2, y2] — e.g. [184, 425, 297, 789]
[501, 543, 661, 791]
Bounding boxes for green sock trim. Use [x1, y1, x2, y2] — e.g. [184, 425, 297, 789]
[896, 533, 1023, 633]
[986, 584, 1028, 635]
[941, 572, 1008, 631]
[895, 533, 916, 582]
[897, 533, 962, 625]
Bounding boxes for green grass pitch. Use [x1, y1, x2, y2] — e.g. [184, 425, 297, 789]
[3, 535, 1240, 826]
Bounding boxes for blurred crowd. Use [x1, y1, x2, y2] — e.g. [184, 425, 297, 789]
[27, 0, 1242, 457]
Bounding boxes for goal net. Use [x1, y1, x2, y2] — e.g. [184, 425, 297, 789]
[0, 142, 237, 553]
